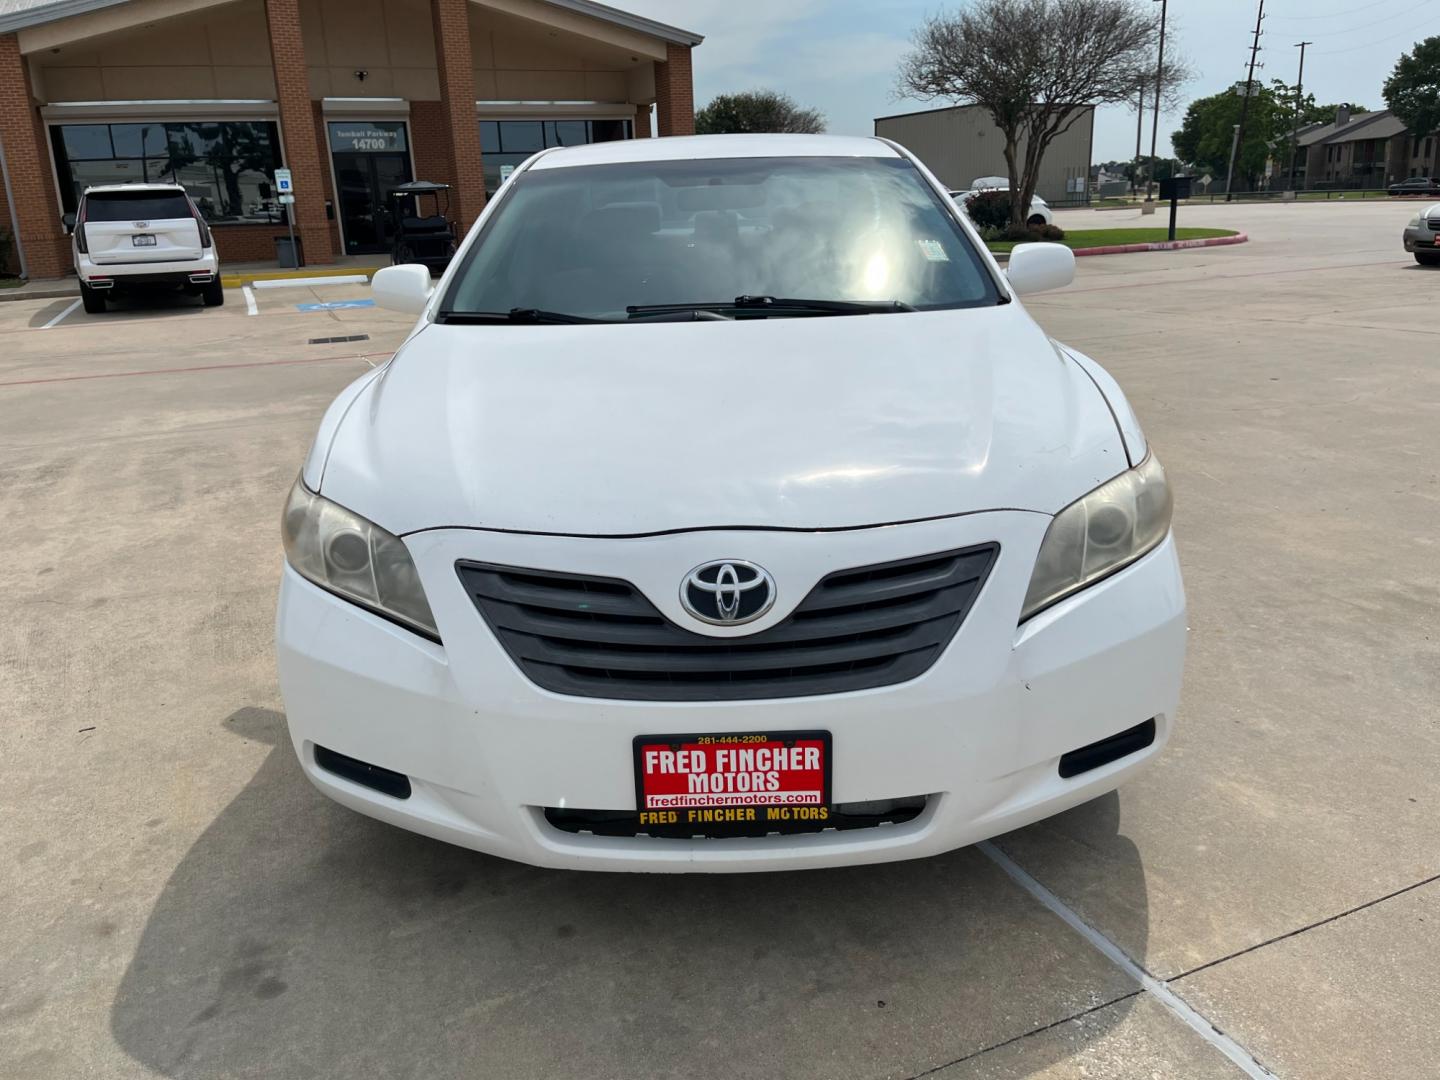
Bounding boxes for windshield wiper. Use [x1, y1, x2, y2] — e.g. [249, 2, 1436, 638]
[437, 308, 604, 324]
[626, 296, 916, 318]
[626, 308, 735, 322]
[735, 295, 917, 313]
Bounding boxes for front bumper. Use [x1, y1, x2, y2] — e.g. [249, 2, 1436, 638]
[1403, 226, 1438, 253]
[276, 512, 1186, 872]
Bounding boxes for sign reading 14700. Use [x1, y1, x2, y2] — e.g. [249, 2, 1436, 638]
[327, 121, 407, 153]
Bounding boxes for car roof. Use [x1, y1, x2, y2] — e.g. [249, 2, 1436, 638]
[527, 133, 901, 171]
[82, 183, 188, 195]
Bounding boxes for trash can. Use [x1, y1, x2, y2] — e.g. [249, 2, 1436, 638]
[275, 235, 304, 269]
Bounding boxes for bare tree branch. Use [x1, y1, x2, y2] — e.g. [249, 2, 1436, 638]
[896, 0, 1180, 226]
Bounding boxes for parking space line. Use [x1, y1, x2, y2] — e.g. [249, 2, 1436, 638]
[978, 840, 1276, 1079]
[242, 286, 258, 316]
[40, 299, 82, 329]
[0, 351, 384, 388]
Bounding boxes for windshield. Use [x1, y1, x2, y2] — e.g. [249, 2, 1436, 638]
[440, 155, 999, 320]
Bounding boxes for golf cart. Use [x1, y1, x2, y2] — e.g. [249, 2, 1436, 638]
[387, 180, 457, 274]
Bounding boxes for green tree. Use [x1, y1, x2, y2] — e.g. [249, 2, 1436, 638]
[1173, 84, 1277, 188]
[1384, 35, 1440, 137]
[694, 91, 826, 135]
[1174, 81, 1368, 190]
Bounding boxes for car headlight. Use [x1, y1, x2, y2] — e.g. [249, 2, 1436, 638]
[1408, 215, 1422, 228]
[1021, 454, 1173, 621]
[281, 476, 440, 641]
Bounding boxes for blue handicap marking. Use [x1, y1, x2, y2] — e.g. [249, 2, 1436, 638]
[296, 299, 375, 311]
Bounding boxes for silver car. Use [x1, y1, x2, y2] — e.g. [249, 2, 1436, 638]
[1402, 203, 1440, 267]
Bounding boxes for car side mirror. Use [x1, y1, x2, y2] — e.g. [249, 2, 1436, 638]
[62, 212, 76, 234]
[1006, 242, 1075, 295]
[372, 264, 433, 315]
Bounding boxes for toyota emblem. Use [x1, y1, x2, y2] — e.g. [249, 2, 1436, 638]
[681, 560, 776, 626]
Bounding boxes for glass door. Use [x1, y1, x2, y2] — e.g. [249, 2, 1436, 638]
[333, 152, 412, 254]
[328, 121, 412, 255]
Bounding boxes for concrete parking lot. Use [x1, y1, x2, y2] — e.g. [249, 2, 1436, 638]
[1, 200, 1436, 1079]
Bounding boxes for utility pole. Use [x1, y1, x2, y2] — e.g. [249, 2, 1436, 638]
[1227, 0, 1266, 201]
[1288, 41, 1312, 191]
[1146, 0, 1168, 201]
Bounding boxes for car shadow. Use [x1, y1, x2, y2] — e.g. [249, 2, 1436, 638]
[26, 298, 82, 328]
[110, 708, 1149, 1080]
[92, 292, 212, 317]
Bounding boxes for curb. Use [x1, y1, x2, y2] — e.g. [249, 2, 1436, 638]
[990, 232, 1247, 263]
[221, 265, 384, 287]
[0, 281, 79, 302]
[1070, 232, 1248, 256]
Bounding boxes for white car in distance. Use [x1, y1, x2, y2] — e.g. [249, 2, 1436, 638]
[277, 134, 1184, 873]
[952, 175, 1055, 227]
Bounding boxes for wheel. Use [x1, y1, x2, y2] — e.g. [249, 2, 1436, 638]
[1415, 252, 1440, 267]
[1027, 214, 1046, 227]
[393, 243, 413, 266]
[201, 279, 225, 306]
[79, 281, 106, 314]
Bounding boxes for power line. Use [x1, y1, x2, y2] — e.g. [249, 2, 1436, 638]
[1267, 0, 1400, 21]
[1280, 0, 1436, 42]
[1313, 19, 1440, 55]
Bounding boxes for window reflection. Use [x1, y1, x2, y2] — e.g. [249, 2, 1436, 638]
[478, 118, 632, 195]
[50, 121, 285, 224]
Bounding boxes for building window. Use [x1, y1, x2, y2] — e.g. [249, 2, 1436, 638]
[50, 120, 285, 224]
[478, 118, 631, 195]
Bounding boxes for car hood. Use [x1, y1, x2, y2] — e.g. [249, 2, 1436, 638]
[319, 306, 1127, 536]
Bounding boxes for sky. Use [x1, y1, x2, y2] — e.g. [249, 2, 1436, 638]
[620, 0, 1440, 163]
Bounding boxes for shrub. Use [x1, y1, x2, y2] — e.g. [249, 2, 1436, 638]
[1001, 223, 1034, 242]
[965, 190, 1013, 231]
[1035, 223, 1066, 241]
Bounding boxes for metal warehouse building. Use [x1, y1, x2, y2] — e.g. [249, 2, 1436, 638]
[0, 0, 701, 278]
[875, 103, 1094, 206]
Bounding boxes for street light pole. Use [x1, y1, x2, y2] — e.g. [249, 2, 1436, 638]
[1224, 123, 1241, 195]
[1146, 0, 1168, 202]
[1289, 41, 1312, 192]
[1134, 82, 1145, 198]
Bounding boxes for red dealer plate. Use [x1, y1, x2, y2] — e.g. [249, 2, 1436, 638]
[633, 731, 832, 835]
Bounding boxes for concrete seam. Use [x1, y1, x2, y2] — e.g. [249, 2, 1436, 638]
[900, 989, 1144, 1079]
[1172, 872, 1440, 984]
[977, 840, 1277, 1079]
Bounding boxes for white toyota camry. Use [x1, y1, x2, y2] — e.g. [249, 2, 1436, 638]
[276, 134, 1185, 873]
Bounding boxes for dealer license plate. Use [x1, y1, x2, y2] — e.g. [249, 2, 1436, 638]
[633, 731, 831, 836]
[132, 234, 156, 246]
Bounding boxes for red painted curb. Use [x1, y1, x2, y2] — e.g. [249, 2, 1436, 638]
[1071, 233, 1248, 257]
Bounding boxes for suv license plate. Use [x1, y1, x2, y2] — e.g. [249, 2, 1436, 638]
[132, 234, 156, 247]
[633, 731, 831, 834]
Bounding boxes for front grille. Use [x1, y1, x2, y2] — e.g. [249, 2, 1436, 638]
[456, 544, 998, 701]
[1428, 217, 1440, 231]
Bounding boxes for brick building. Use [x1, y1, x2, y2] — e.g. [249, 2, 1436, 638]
[0, 0, 701, 278]
[1282, 106, 1440, 189]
